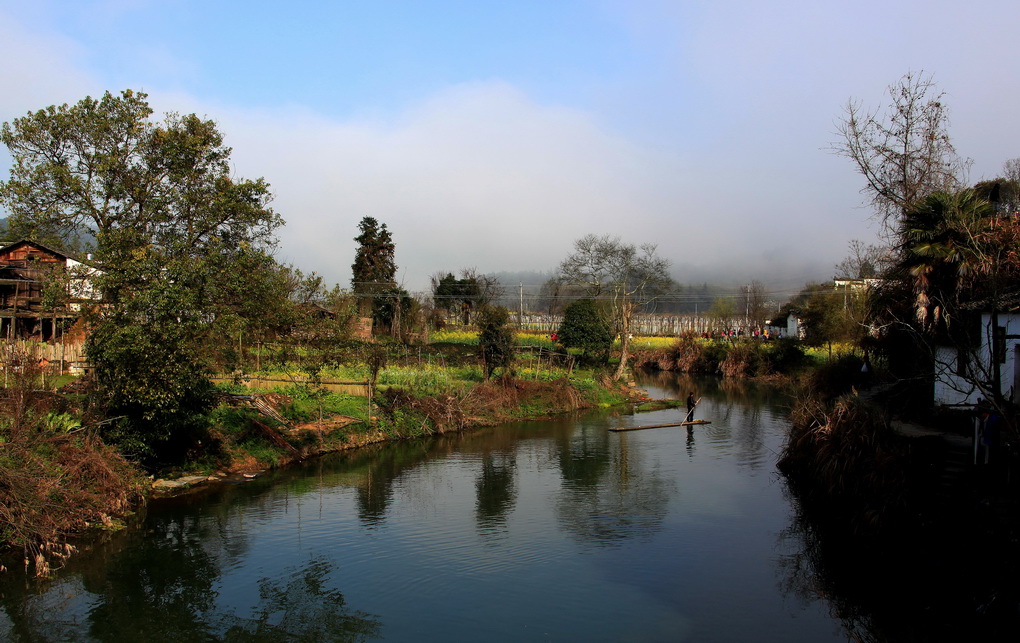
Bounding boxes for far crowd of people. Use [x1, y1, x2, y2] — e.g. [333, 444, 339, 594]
[701, 328, 779, 340]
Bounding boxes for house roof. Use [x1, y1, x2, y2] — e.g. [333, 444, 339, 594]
[960, 290, 1020, 313]
[0, 239, 94, 267]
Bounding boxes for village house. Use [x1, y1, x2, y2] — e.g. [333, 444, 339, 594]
[767, 311, 801, 340]
[0, 239, 101, 343]
[933, 310, 1020, 409]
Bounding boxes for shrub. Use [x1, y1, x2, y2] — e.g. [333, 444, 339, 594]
[0, 348, 145, 575]
[779, 392, 908, 533]
[666, 333, 704, 371]
[719, 342, 766, 377]
[477, 305, 516, 379]
[765, 338, 808, 374]
[558, 298, 613, 364]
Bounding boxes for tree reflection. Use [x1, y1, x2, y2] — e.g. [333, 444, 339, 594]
[81, 514, 224, 641]
[554, 425, 612, 489]
[348, 443, 439, 527]
[221, 557, 380, 641]
[475, 451, 517, 534]
[0, 527, 381, 641]
[554, 426, 671, 547]
[777, 482, 1020, 642]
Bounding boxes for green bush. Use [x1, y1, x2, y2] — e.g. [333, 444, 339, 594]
[720, 342, 766, 377]
[700, 340, 729, 373]
[765, 338, 809, 374]
[477, 305, 516, 379]
[558, 298, 613, 365]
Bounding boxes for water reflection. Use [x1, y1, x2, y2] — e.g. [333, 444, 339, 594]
[554, 423, 672, 547]
[0, 373, 914, 642]
[220, 557, 380, 641]
[475, 450, 517, 535]
[777, 482, 1020, 642]
[0, 505, 380, 642]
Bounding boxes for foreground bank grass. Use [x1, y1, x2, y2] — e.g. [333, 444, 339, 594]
[207, 341, 631, 469]
[0, 362, 147, 576]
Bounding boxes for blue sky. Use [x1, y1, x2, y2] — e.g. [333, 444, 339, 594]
[2, 0, 1019, 294]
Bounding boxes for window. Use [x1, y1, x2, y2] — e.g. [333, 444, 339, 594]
[956, 347, 969, 376]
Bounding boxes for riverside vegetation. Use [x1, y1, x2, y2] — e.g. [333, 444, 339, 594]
[1, 330, 825, 575]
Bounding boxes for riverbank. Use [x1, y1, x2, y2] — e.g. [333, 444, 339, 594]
[2, 370, 652, 574]
[774, 355, 1020, 636]
[0, 333, 820, 574]
[153, 375, 651, 493]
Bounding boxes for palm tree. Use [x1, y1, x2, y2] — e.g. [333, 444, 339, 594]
[896, 189, 994, 333]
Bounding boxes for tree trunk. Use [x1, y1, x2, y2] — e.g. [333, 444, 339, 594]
[613, 301, 633, 381]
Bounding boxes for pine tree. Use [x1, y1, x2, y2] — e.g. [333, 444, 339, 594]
[351, 217, 396, 317]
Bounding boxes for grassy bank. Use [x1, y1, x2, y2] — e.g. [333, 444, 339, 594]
[1, 335, 640, 574]
[201, 369, 633, 476]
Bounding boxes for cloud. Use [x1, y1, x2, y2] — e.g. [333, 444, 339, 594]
[198, 82, 721, 292]
[0, 9, 98, 117]
[15, 1, 989, 295]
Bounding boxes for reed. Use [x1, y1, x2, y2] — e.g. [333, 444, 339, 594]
[779, 391, 909, 534]
[0, 347, 145, 575]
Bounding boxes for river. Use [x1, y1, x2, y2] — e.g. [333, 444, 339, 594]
[0, 373, 877, 641]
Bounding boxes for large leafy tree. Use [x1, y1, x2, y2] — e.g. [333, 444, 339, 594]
[431, 268, 501, 324]
[796, 284, 864, 359]
[558, 234, 672, 380]
[0, 90, 279, 256]
[0, 90, 282, 464]
[433, 272, 481, 324]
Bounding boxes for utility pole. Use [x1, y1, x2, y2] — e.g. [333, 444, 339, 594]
[745, 284, 750, 327]
[519, 282, 524, 328]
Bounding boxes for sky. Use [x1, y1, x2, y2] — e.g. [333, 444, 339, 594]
[1, 0, 1019, 297]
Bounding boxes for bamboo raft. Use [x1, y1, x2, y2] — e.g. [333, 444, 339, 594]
[609, 420, 711, 432]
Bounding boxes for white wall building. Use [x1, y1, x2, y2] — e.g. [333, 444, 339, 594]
[933, 312, 1020, 408]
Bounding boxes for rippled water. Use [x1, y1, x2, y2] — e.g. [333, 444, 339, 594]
[0, 374, 852, 642]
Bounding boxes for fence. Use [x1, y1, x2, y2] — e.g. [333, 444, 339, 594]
[513, 312, 748, 336]
[0, 338, 87, 374]
[211, 375, 371, 397]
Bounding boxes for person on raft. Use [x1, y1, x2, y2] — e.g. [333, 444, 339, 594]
[686, 392, 697, 422]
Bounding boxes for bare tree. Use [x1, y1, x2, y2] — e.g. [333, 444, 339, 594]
[994, 158, 1020, 215]
[832, 71, 965, 224]
[558, 234, 673, 380]
[834, 239, 893, 280]
[743, 280, 771, 331]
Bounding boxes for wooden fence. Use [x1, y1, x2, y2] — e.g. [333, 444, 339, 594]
[211, 375, 371, 397]
[0, 338, 87, 374]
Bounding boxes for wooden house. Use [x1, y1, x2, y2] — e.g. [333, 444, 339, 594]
[0, 240, 101, 341]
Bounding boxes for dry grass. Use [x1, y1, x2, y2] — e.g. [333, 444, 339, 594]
[0, 351, 145, 575]
[779, 392, 909, 533]
[379, 376, 589, 436]
[634, 333, 706, 372]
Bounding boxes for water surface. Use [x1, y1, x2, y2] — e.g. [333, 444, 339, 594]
[0, 374, 849, 641]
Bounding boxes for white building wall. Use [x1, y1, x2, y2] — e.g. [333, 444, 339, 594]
[64, 258, 102, 309]
[787, 314, 801, 340]
[934, 313, 1020, 407]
